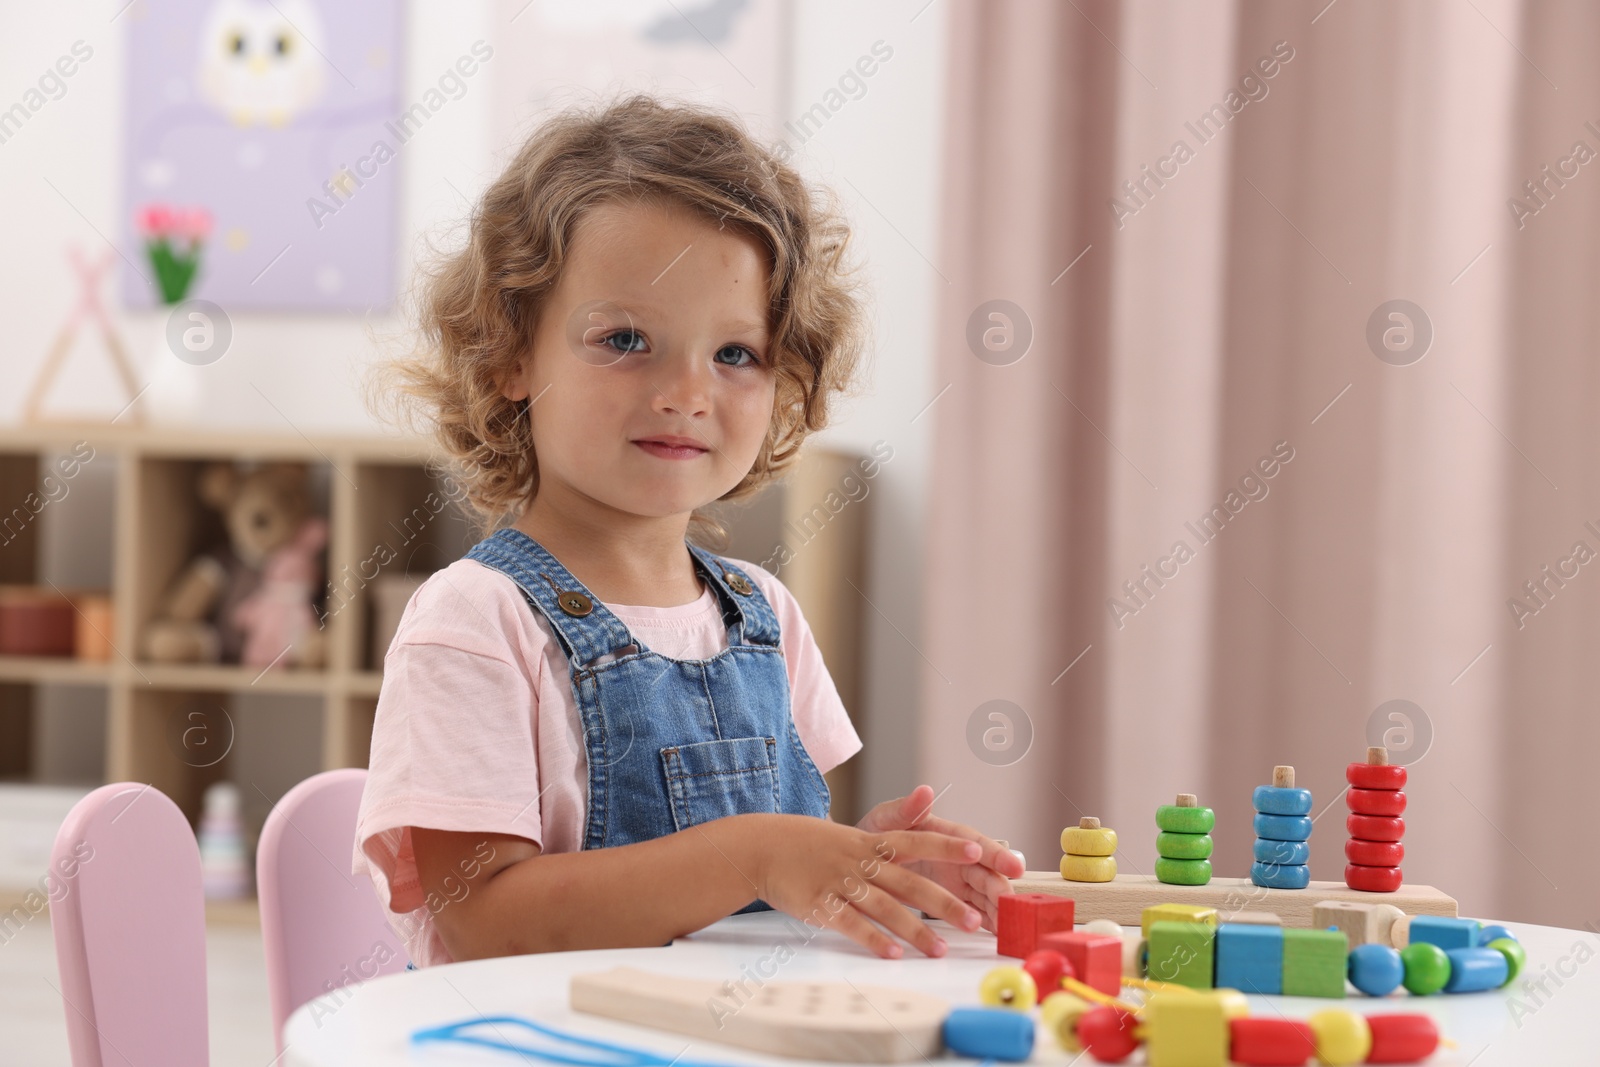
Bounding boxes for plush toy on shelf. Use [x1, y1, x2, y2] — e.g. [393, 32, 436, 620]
[142, 461, 327, 669]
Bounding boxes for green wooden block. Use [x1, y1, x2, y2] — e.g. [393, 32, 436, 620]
[1281, 928, 1347, 998]
[1147, 921, 1216, 990]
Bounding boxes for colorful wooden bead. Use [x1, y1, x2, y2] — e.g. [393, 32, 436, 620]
[1141, 903, 1218, 940]
[1156, 797, 1215, 834]
[1156, 856, 1213, 885]
[1022, 949, 1072, 1001]
[978, 964, 1039, 1011]
[1476, 923, 1516, 947]
[1062, 818, 1118, 856]
[1441, 947, 1509, 993]
[1343, 863, 1403, 893]
[1215, 923, 1283, 995]
[1486, 938, 1525, 985]
[1040, 930, 1123, 997]
[1253, 784, 1314, 816]
[1344, 839, 1403, 866]
[1365, 1014, 1439, 1064]
[1250, 861, 1311, 889]
[942, 1007, 1034, 1062]
[1156, 830, 1214, 860]
[1282, 928, 1348, 998]
[1255, 837, 1311, 865]
[1228, 1017, 1316, 1066]
[1344, 813, 1404, 842]
[1388, 915, 1411, 949]
[1141, 990, 1231, 1067]
[1345, 788, 1406, 817]
[1039, 991, 1092, 1052]
[1061, 853, 1118, 882]
[1083, 918, 1124, 938]
[1306, 1009, 1370, 1065]
[1345, 761, 1406, 790]
[1076, 1004, 1139, 1063]
[1398, 942, 1450, 995]
[1147, 921, 1215, 990]
[997, 892, 1076, 958]
[1311, 901, 1402, 948]
[1346, 943, 1404, 997]
[1253, 813, 1313, 841]
[1407, 915, 1479, 952]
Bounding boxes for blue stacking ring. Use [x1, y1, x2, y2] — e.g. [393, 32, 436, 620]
[1253, 813, 1313, 841]
[1250, 860, 1311, 889]
[1252, 785, 1313, 816]
[1253, 837, 1311, 865]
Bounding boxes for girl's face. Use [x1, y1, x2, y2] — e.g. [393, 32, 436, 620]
[503, 198, 777, 523]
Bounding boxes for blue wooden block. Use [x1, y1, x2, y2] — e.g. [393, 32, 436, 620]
[1443, 947, 1509, 993]
[1476, 923, 1516, 947]
[1252, 813, 1313, 841]
[1410, 916, 1480, 952]
[1252, 785, 1313, 816]
[1253, 838, 1310, 865]
[943, 1007, 1035, 1061]
[1250, 861, 1310, 889]
[1216, 923, 1282, 995]
[1347, 943, 1404, 997]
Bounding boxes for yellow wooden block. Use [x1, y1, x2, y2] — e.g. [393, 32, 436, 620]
[1061, 853, 1117, 882]
[1140, 903, 1219, 940]
[1061, 825, 1118, 857]
[1139, 990, 1230, 1067]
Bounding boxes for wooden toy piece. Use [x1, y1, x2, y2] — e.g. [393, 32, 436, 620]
[1039, 991, 1093, 1052]
[1255, 838, 1311, 865]
[1083, 918, 1125, 937]
[997, 892, 1076, 958]
[1156, 831, 1214, 859]
[1486, 938, 1526, 984]
[1365, 1014, 1440, 1065]
[1156, 794, 1216, 834]
[1253, 813, 1313, 841]
[1141, 902, 1218, 940]
[1253, 767, 1313, 816]
[1281, 928, 1348, 998]
[1022, 950, 1071, 1001]
[1217, 909, 1282, 926]
[1139, 989, 1232, 1067]
[1306, 1009, 1371, 1066]
[1346, 747, 1406, 790]
[942, 1007, 1034, 1063]
[1155, 856, 1213, 885]
[1476, 923, 1516, 947]
[1215, 923, 1283, 995]
[1274, 764, 1295, 788]
[1228, 1018, 1317, 1067]
[1062, 853, 1118, 882]
[1312, 901, 1403, 948]
[1347, 943, 1405, 997]
[1146, 921, 1216, 990]
[1441, 947, 1508, 993]
[1344, 864, 1403, 893]
[1407, 915, 1479, 951]
[569, 966, 948, 1063]
[1398, 942, 1450, 995]
[979, 964, 1039, 1011]
[1062, 817, 1118, 856]
[1076, 1004, 1140, 1063]
[1345, 813, 1404, 841]
[1345, 839, 1403, 866]
[1120, 931, 1147, 978]
[1040, 930, 1124, 997]
[1250, 861, 1311, 890]
[1346, 787, 1406, 816]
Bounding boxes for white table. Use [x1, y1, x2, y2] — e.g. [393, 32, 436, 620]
[283, 912, 1598, 1065]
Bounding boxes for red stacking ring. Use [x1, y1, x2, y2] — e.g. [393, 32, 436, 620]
[1347, 762, 1406, 790]
[1345, 863, 1403, 892]
[1346, 788, 1407, 816]
[1346, 813, 1405, 842]
[1346, 838, 1404, 866]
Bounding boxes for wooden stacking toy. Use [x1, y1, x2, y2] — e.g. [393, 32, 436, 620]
[1345, 745, 1405, 892]
[1061, 816, 1118, 882]
[1251, 765, 1312, 890]
[1155, 793, 1213, 885]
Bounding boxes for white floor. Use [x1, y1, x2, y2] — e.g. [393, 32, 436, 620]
[0, 914, 277, 1065]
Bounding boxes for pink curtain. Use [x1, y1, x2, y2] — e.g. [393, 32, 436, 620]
[925, 0, 1598, 928]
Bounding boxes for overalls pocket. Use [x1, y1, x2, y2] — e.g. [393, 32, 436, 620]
[660, 736, 780, 831]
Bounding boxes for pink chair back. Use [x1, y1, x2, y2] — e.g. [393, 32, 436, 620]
[257, 768, 406, 1052]
[50, 782, 209, 1067]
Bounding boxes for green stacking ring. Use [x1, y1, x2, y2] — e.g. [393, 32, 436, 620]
[1156, 831, 1213, 860]
[1155, 857, 1212, 885]
[1155, 805, 1215, 834]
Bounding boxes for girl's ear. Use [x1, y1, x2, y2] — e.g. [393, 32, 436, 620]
[497, 354, 531, 402]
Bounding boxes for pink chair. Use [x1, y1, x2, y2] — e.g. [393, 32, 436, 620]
[50, 782, 210, 1067]
[257, 768, 407, 1053]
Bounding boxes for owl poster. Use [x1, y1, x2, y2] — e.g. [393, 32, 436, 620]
[120, 0, 403, 312]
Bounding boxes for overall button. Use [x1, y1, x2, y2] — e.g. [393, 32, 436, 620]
[558, 591, 593, 616]
[725, 571, 753, 595]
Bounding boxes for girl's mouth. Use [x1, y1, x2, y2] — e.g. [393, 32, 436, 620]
[634, 439, 709, 460]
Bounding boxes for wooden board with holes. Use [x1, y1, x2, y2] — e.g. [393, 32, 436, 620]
[569, 966, 947, 1063]
[1009, 873, 1457, 928]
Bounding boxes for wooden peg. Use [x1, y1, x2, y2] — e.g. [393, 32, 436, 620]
[1368, 746, 1388, 765]
[1080, 817, 1101, 830]
[1273, 766, 1295, 788]
[1176, 793, 1198, 807]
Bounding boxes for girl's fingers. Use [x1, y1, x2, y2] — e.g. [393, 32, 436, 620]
[851, 887, 947, 958]
[880, 829, 983, 866]
[903, 816, 1023, 878]
[871, 860, 982, 933]
[824, 899, 904, 959]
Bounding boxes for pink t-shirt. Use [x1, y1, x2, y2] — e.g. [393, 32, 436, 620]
[352, 553, 863, 968]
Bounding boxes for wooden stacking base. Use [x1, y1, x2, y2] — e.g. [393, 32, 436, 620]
[1010, 872, 1458, 928]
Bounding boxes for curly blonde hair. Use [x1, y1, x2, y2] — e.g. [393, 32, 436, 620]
[370, 93, 869, 548]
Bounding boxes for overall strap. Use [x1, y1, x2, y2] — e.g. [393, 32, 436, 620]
[686, 542, 780, 648]
[463, 529, 634, 666]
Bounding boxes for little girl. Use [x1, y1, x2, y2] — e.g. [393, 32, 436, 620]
[356, 94, 1022, 969]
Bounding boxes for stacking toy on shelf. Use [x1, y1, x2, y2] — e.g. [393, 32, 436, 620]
[1061, 816, 1118, 883]
[1345, 745, 1405, 892]
[1251, 765, 1312, 890]
[1155, 793, 1213, 885]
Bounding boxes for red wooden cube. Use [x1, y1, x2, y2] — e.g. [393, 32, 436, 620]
[996, 892, 1076, 958]
[1039, 930, 1122, 996]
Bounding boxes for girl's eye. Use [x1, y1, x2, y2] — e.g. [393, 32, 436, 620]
[714, 344, 759, 367]
[602, 329, 647, 355]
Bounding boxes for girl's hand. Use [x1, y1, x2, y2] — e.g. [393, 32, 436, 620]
[748, 814, 987, 959]
[855, 784, 1024, 933]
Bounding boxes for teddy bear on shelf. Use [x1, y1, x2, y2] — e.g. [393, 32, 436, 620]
[142, 461, 328, 669]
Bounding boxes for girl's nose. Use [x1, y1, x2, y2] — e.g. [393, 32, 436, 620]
[651, 351, 713, 418]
